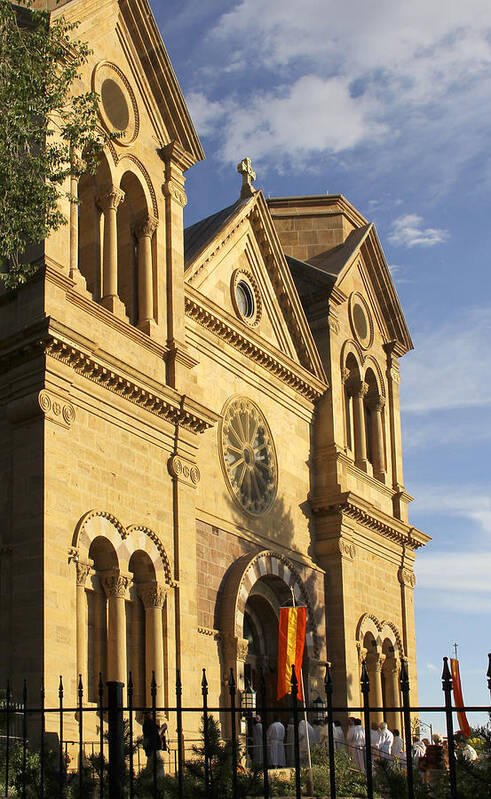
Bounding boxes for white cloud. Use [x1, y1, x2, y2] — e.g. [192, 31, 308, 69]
[410, 484, 491, 535]
[416, 550, 491, 614]
[188, 0, 491, 181]
[388, 214, 449, 248]
[426, 663, 438, 672]
[400, 308, 491, 412]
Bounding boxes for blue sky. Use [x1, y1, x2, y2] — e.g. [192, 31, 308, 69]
[149, 0, 491, 728]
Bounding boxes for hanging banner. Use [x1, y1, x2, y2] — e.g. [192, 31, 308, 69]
[277, 606, 306, 701]
[450, 658, 471, 738]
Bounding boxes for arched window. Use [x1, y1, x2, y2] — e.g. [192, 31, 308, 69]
[78, 153, 111, 302]
[118, 172, 149, 325]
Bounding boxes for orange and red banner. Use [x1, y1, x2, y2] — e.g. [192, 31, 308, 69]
[277, 606, 306, 701]
[450, 658, 471, 738]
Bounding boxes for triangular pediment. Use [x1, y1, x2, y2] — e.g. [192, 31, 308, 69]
[184, 193, 327, 385]
[53, 0, 203, 163]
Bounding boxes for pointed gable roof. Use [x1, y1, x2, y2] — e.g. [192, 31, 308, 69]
[184, 191, 327, 386]
[44, 0, 204, 164]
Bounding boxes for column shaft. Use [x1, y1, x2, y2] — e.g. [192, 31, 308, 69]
[371, 398, 386, 481]
[139, 584, 167, 714]
[136, 215, 158, 328]
[103, 572, 130, 685]
[70, 174, 80, 276]
[351, 382, 369, 471]
[75, 562, 91, 692]
[97, 186, 125, 309]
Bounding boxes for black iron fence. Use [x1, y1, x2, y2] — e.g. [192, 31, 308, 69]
[1, 654, 490, 799]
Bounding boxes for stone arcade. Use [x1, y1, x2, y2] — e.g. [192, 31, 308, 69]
[0, 0, 430, 745]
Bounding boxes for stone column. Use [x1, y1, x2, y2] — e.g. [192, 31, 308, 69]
[97, 185, 127, 317]
[75, 561, 92, 693]
[69, 153, 87, 288]
[162, 141, 194, 389]
[349, 378, 369, 472]
[102, 571, 130, 684]
[367, 653, 385, 723]
[139, 582, 167, 713]
[135, 214, 159, 332]
[369, 396, 386, 482]
[220, 634, 249, 736]
[386, 658, 401, 733]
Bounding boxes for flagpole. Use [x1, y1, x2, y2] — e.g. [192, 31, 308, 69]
[290, 588, 314, 795]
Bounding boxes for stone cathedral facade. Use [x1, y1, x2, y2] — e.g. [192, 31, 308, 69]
[0, 0, 429, 741]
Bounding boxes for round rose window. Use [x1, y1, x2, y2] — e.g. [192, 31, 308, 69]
[219, 397, 277, 515]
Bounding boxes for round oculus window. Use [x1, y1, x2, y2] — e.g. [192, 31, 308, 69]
[100, 78, 130, 131]
[92, 61, 139, 146]
[235, 280, 255, 318]
[219, 397, 277, 516]
[349, 292, 373, 349]
[231, 269, 262, 327]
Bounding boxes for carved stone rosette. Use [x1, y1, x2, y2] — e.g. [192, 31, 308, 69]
[398, 567, 416, 588]
[38, 390, 76, 429]
[168, 455, 201, 487]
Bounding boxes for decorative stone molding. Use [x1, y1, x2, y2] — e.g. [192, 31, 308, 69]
[163, 180, 187, 207]
[320, 536, 356, 561]
[44, 336, 218, 435]
[92, 60, 139, 146]
[328, 316, 340, 335]
[185, 297, 323, 401]
[220, 633, 249, 664]
[135, 214, 159, 239]
[231, 269, 262, 328]
[398, 567, 416, 588]
[168, 455, 201, 487]
[102, 571, 131, 599]
[357, 613, 404, 657]
[138, 582, 168, 609]
[314, 500, 426, 551]
[38, 390, 76, 429]
[347, 377, 369, 400]
[198, 626, 220, 639]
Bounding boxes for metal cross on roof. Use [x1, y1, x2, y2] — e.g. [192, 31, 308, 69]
[237, 157, 256, 199]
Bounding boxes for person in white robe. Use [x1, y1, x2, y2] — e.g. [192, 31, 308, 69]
[333, 721, 345, 751]
[346, 717, 356, 760]
[298, 718, 315, 765]
[267, 716, 286, 768]
[378, 722, 394, 759]
[251, 715, 263, 767]
[285, 719, 295, 767]
[351, 719, 366, 772]
[370, 722, 380, 755]
[391, 729, 404, 761]
[412, 738, 426, 768]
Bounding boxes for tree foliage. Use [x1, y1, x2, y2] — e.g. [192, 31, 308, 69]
[0, 0, 109, 288]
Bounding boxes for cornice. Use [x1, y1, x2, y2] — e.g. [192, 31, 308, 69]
[185, 292, 326, 402]
[312, 492, 430, 551]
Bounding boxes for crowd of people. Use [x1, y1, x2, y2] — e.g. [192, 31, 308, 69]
[249, 715, 479, 777]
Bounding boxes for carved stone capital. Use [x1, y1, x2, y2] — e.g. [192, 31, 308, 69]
[76, 561, 92, 587]
[102, 571, 131, 599]
[97, 185, 125, 213]
[163, 180, 188, 207]
[220, 633, 249, 664]
[367, 395, 386, 412]
[138, 582, 168, 609]
[346, 377, 368, 399]
[135, 214, 159, 239]
[398, 567, 416, 588]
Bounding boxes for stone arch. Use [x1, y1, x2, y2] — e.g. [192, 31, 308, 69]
[363, 355, 386, 398]
[220, 549, 317, 659]
[115, 154, 159, 219]
[73, 510, 172, 584]
[357, 612, 381, 647]
[380, 620, 404, 657]
[340, 339, 363, 373]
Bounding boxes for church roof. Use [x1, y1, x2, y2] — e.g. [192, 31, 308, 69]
[184, 198, 250, 268]
[306, 223, 373, 276]
[286, 255, 336, 301]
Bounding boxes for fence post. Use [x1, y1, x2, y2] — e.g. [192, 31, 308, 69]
[5, 680, 10, 798]
[151, 671, 158, 799]
[107, 681, 124, 799]
[360, 660, 374, 799]
[22, 679, 27, 799]
[259, 667, 269, 799]
[442, 657, 457, 799]
[98, 673, 104, 799]
[40, 678, 45, 799]
[58, 677, 64, 799]
[228, 669, 238, 799]
[290, 665, 301, 799]
[324, 664, 336, 799]
[399, 659, 415, 799]
[201, 668, 210, 799]
[176, 670, 184, 799]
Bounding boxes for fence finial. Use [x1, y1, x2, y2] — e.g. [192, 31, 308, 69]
[400, 658, 410, 694]
[324, 662, 333, 697]
[201, 667, 208, 692]
[442, 656, 452, 690]
[228, 668, 236, 694]
[58, 675, 63, 700]
[290, 663, 298, 695]
[487, 653, 491, 692]
[360, 659, 370, 694]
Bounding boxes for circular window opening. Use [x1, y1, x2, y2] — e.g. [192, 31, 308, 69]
[235, 280, 255, 319]
[353, 303, 368, 341]
[101, 78, 130, 131]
